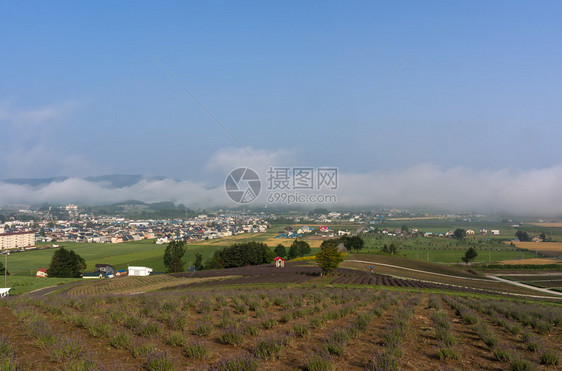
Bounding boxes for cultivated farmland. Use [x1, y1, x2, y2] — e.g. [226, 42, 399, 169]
[1, 261, 561, 370]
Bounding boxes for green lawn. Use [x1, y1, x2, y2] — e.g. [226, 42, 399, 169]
[1, 276, 81, 295]
[5, 240, 225, 276]
[360, 235, 536, 263]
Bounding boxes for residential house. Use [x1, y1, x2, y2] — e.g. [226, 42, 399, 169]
[36, 268, 48, 278]
[128, 266, 153, 276]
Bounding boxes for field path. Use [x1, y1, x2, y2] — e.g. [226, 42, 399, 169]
[487, 275, 562, 296]
[346, 259, 492, 282]
[347, 259, 562, 299]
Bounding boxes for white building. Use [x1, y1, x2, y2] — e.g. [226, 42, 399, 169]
[0, 231, 35, 251]
[128, 266, 153, 276]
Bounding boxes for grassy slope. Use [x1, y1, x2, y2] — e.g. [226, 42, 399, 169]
[348, 253, 482, 278]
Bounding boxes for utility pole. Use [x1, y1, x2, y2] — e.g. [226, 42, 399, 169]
[4, 251, 8, 288]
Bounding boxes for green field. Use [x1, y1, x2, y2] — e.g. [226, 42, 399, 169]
[5, 239, 226, 276]
[2, 276, 81, 295]
[361, 235, 536, 264]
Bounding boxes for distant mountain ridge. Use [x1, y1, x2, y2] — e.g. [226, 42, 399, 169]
[1, 174, 174, 188]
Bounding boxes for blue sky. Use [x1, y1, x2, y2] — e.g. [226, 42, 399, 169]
[1, 1, 562, 213]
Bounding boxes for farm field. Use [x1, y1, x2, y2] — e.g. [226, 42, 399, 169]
[509, 241, 562, 255]
[5, 240, 226, 277]
[499, 258, 562, 265]
[361, 235, 536, 263]
[1, 277, 560, 370]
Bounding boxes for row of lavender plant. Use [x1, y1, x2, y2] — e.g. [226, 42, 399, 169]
[0, 336, 18, 371]
[365, 294, 421, 370]
[453, 296, 559, 366]
[428, 295, 460, 361]
[442, 295, 557, 369]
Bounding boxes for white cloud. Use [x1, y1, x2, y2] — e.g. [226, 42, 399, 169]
[0, 178, 228, 208]
[0, 101, 76, 126]
[336, 164, 562, 216]
[206, 146, 295, 174]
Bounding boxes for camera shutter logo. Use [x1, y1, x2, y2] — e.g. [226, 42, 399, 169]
[225, 168, 261, 203]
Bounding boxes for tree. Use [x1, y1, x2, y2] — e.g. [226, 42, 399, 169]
[461, 247, 478, 265]
[515, 230, 530, 242]
[0, 260, 7, 275]
[316, 239, 345, 275]
[382, 242, 398, 255]
[288, 240, 311, 259]
[193, 253, 203, 271]
[204, 242, 275, 270]
[347, 236, 364, 252]
[163, 240, 186, 273]
[539, 233, 547, 242]
[453, 228, 466, 240]
[47, 247, 86, 278]
[274, 244, 287, 258]
[339, 235, 364, 252]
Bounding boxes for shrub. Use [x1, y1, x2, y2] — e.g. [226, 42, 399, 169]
[213, 354, 259, 371]
[261, 319, 277, 330]
[0, 337, 14, 358]
[322, 339, 345, 357]
[132, 343, 156, 358]
[492, 346, 513, 363]
[166, 332, 185, 347]
[124, 316, 140, 330]
[184, 341, 209, 359]
[88, 321, 111, 338]
[509, 357, 533, 371]
[194, 322, 213, 337]
[366, 349, 399, 371]
[243, 324, 261, 336]
[293, 324, 309, 338]
[50, 337, 83, 362]
[145, 351, 174, 371]
[310, 318, 324, 329]
[136, 320, 161, 337]
[220, 328, 244, 346]
[539, 350, 559, 365]
[427, 295, 442, 310]
[109, 332, 132, 349]
[73, 315, 91, 329]
[437, 347, 460, 360]
[305, 354, 333, 371]
[253, 336, 288, 359]
[165, 313, 187, 331]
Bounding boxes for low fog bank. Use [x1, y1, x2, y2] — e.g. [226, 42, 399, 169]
[1, 163, 561, 218]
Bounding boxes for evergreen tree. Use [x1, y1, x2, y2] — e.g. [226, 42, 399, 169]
[274, 244, 286, 258]
[163, 240, 186, 273]
[515, 230, 531, 242]
[288, 240, 311, 259]
[453, 228, 466, 240]
[193, 253, 203, 271]
[47, 247, 86, 278]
